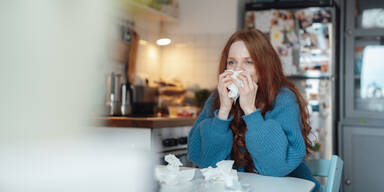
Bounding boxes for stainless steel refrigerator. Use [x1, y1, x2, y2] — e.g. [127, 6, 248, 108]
[244, 0, 337, 160]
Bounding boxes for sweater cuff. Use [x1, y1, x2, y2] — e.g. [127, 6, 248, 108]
[241, 108, 263, 123]
[213, 109, 233, 127]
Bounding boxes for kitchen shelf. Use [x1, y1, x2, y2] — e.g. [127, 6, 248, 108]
[352, 28, 384, 37]
[286, 71, 332, 80]
[124, 1, 178, 23]
[99, 116, 196, 128]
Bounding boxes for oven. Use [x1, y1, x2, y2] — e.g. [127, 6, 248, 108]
[151, 126, 195, 167]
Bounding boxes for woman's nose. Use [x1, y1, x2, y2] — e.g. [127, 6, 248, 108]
[234, 63, 242, 71]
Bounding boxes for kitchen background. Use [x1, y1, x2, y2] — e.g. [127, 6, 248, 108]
[102, 0, 384, 191]
[1, 0, 384, 191]
[106, 0, 239, 91]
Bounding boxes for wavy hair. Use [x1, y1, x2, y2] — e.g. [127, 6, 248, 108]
[212, 29, 313, 172]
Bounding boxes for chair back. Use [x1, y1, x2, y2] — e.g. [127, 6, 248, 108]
[305, 155, 343, 192]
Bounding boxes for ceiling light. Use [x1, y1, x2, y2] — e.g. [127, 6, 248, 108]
[156, 21, 171, 46]
[156, 38, 171, 46]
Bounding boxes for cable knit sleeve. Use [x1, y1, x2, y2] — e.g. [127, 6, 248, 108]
[187, 93, 233, 168]
[243, 88, 306, 176]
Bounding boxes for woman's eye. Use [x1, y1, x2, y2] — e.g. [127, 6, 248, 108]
[246, 61, 253, 64]
[227, 61, 235, 65]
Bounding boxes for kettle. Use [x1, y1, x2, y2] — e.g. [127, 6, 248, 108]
[124, 82, 159, 117]
[106, 72, 159, 116]
[120, 83, 132, 116]
[105, 73, 123, 116]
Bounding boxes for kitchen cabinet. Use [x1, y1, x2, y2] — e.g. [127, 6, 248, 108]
[94, 127, 152, 150]
[123, 0, 178, 22]
[339, 0, 384, 191]
[340, 125, 384, 192]
[97, 116, 196, 166]
[344, 0, 384, 119]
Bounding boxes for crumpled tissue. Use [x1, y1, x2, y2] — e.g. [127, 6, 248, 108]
[155, 154, 195, 185]
[200, 160, 241, 189]
[226, 70, 244, 102]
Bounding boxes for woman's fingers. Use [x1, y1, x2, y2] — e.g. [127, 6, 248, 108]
[238, 72, 257, 90]
[219, 71, 233, 80]
[218, 72, 233, 90]
[231, 77, 244, 92]
[223, 81, 232, 91]
[222, 76, 233, 83]
[235, 73, 249, 90]
[252, 79, 258, 89]
[219, 77, 233, 90]
[219, 78, 234, 98]
[244, 72, 254, 89]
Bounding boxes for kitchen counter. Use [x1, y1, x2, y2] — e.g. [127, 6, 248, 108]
[99, 116, 197, 128]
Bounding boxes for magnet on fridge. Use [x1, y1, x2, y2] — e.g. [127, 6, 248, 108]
[311, 104, 320, 112]
[317, 128, 327, 136]
[321, 102, 328, 109]
[309, 93, 318, 100]
[313, 141, 323, 152]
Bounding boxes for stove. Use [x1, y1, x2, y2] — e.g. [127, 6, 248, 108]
[151, 126, 194, 167]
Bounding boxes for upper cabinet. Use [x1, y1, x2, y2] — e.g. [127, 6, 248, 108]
[122, 0, 179, 22]
[344, 0, 384, 120]
[346, 0, 384, 32]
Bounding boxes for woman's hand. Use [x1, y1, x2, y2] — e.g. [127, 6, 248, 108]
[231, 71, 258, 115]
[217, 71, 234, 120]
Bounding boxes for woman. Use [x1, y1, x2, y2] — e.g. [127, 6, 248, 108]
[187, 29, 320, 191]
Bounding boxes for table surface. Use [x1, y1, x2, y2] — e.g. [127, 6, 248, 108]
[159, 167, 315, 192]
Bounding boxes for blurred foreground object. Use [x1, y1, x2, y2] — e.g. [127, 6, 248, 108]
[0, 1, 153, 191]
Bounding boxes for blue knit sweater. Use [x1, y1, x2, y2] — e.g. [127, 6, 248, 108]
[187, 87, 320, 192]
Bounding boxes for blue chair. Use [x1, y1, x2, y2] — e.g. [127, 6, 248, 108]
[305, 155, 344, 192]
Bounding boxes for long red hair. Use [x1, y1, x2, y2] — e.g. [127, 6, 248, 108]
[212, 29, 312, 172]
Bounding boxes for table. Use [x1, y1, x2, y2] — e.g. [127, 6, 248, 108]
[159, 167, 315, 192]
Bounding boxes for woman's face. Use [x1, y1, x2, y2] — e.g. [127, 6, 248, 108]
[226, 41, 258, 81]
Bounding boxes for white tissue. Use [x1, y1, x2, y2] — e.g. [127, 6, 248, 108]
[226, 70, 244, 102]
[164, 153, 182, 171]
[155, 154, 195, 185]
[201, 160, 240, 188]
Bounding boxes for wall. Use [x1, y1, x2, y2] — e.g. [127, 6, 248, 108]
[161, 0, 239, 89]
[107, 8, 162, 83]
[115, 0, 241, 89]
[120, 0, 240, 89]
[166, 0, 238, 34]
[126, 9, 163, 82]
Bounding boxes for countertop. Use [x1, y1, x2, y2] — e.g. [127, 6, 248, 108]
[99, 116, 197, 128]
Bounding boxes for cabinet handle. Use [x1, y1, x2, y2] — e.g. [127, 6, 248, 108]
[346, 29, 352, 36]
[345, 179, 352, 185]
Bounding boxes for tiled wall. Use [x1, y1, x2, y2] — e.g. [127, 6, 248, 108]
[106, 17, 162, 84]
[135, 40, 161, 82]
[135, 33, 231, 89]
[161, 33, 231, 89]
[107, 24, 232, 90]
[121, 0, 237, 90]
